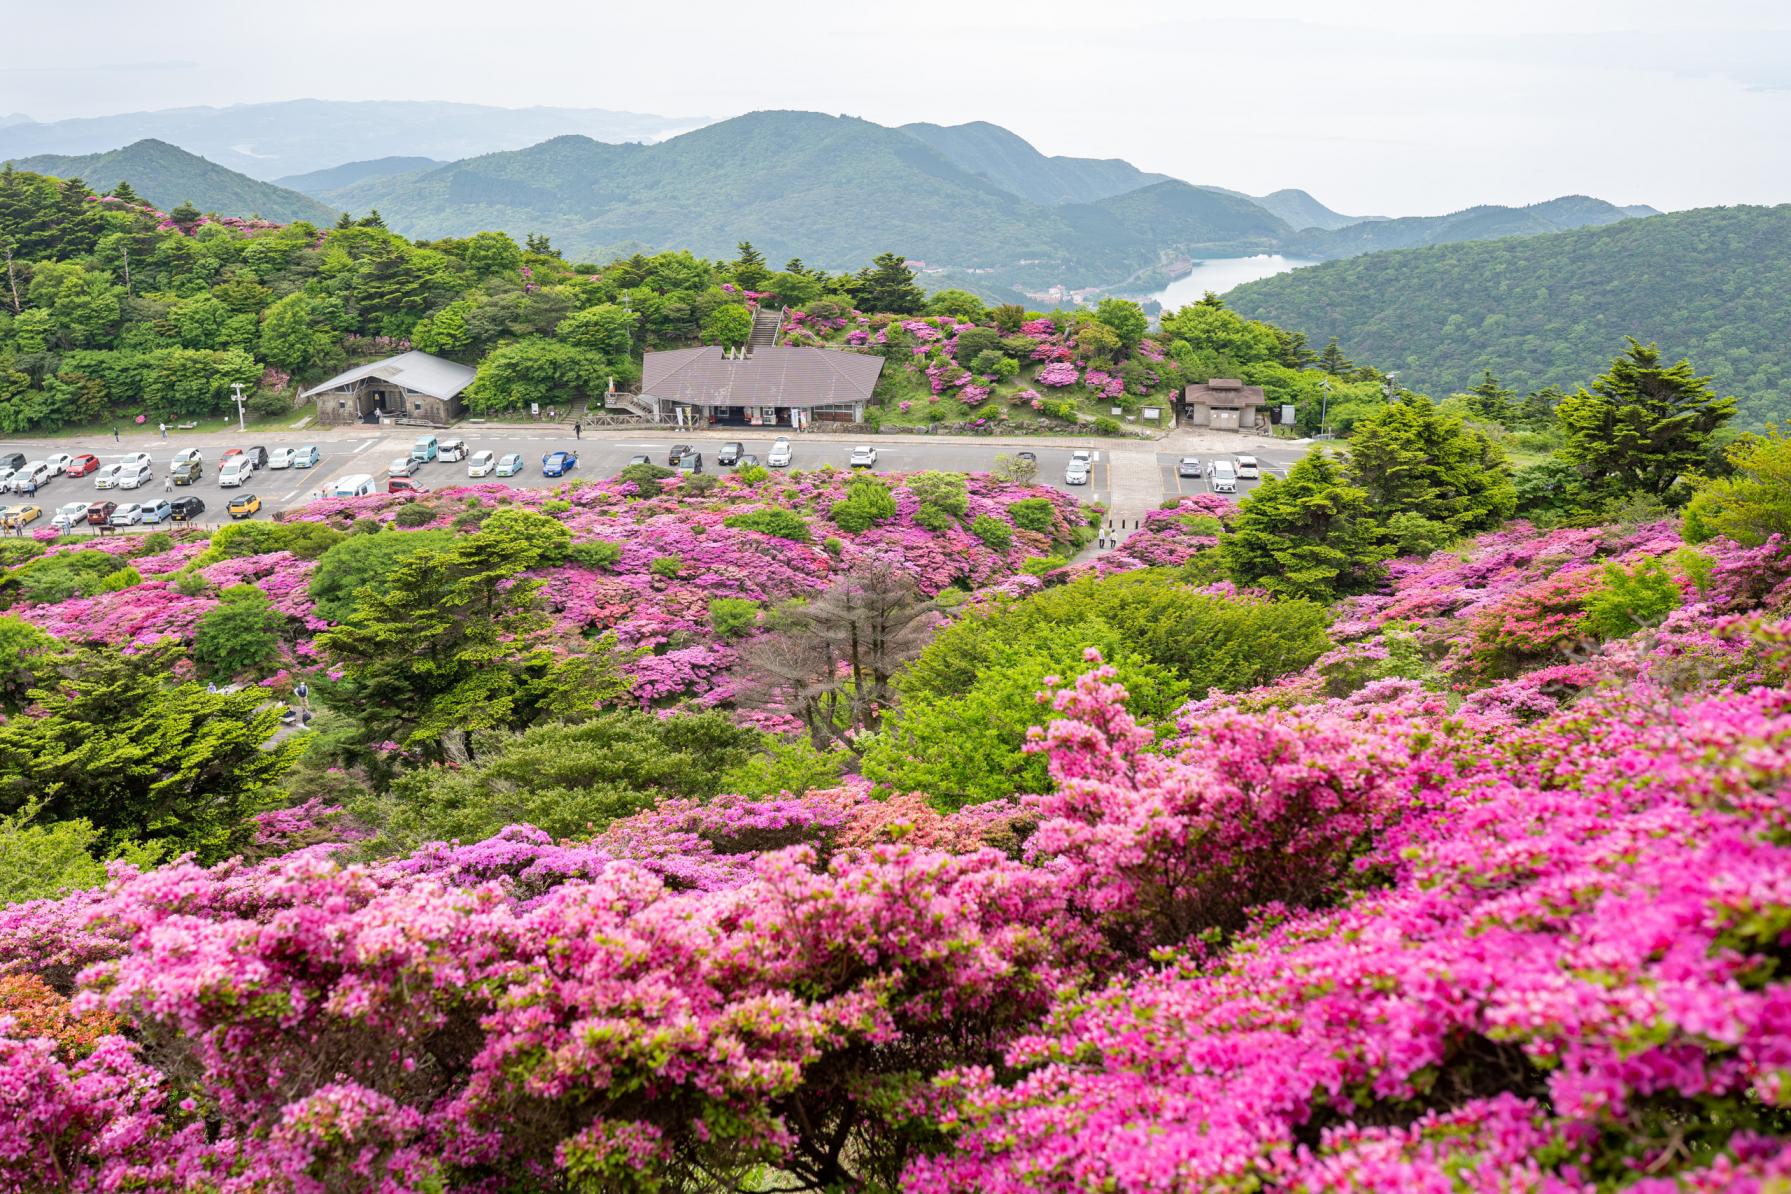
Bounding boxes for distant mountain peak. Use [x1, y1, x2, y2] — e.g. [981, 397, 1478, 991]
[3, 140, 334, 224]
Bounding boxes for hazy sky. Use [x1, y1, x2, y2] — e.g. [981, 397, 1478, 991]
[5, 0, 1789, 215]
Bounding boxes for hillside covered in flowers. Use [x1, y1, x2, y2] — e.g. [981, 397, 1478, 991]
[3, 387, 1791, 1191]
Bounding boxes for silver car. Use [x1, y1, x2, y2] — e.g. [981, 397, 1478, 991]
[768, 437, 793, 467]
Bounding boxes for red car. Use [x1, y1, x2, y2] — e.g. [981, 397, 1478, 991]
[85, 500, 116, 525]
[66, 453, 100, 477]
[387, 477, 430, 495]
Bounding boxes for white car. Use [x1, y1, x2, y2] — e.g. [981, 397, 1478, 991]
[388, 458, 414, 477]
[1210, 461, 1239, 494]
[50, 501, 89, 530]
[438, 438, 468, 463]
[9, 462, 50, 493]
[467, 450, 497, 477]
[1236, 455, 1261, 480]
[117, 462, 153, 490]
[330, 474, 376, 498]
[171, 447, 202, 469]
[118, 452, 153, 470]
[93, 464, 125, 489]
[768, 437, 793, 468]
[268, 447, 295, 469]
[849, 445, 878, 469]
[1065, 460, 1090, 486]
[219, 459, 253, 487]
[109, 502, 145, 526]
[44, 453, 74, 475]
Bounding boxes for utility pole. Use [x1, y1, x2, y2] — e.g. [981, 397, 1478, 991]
[2, 244, 19, 314]
[230, 382, 248, 433]
[1319, 378, 1331, 439]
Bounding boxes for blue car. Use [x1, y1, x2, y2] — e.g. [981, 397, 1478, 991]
[542, 450, 579, 478]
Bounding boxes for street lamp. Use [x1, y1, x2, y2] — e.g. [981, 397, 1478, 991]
[1319, 378, 1331, 439]
[229, 382, 248, 433]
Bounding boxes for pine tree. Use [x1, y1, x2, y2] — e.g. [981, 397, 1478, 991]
[731, 241, 769, 289]
[853, 252, 924, 315]
[1318, 337, 1353, 377]
[358, 209, 388, 230]
[1464, 371, 1516, 422]
[1345, 395, 1515, 533]
[1555, 338, 1735, 501]
[334, 211, 355, 229]
[109, 180, 140, 204]
[168, 200, 203, 228]
[1220, 449, 1389, 600]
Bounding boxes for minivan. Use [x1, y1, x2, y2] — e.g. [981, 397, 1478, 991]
[437, 438, 467, 462]
[768, 437, 793, 468]
[170, 496, 206, 522]
[1210, 461, 1239, 493]
[675, 452, 703, 474]
[1235, 455, 1261, 480]
[411, 435, 439, 463]
[330, 473, 376, 498]
[139, 499, 174, 524]
[117, 462, 153, 490]
[219, 459, 254, 487]
[172, 459, 204, 486]
[93, 464, 125, 490]
[9, 461, 51, 493]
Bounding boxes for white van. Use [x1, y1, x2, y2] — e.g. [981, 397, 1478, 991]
[330, 473, 376, 498]
[219, 458, 254, 487]
[9, 461, 51, 492]
[117, 461, 154, 490]
[1236, 455, 1261, 480]
[437, 438, 468, 463]
[1210, 461, 1239, 493]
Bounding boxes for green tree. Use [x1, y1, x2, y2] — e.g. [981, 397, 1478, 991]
[1220, 449, 1389, 600]
[853, 252, 924, 315]
[0, 643, 297, 860]
[0, 615, 62, 711]
[1093, 298, 1149, 348]
[828, 476, 897, 533]
[701, 302, 753, 347]
[190, 585, 284, 680]
[258, 291, 330, 374]
[318, 511, 623, 761]
[555, 303, 634, 356]
[1344, 395, 1515, 534]
[1683, 429, 1791, 546]
[924, 289, 988, 322]
[1555, 339, 1735, 502]
[465, 338, 610, 413]
[730, 241, 770, 290]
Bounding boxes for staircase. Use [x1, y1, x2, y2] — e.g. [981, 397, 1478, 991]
[746, 306, 784, 353]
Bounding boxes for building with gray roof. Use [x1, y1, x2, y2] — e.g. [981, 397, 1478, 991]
[640, 345, 884, 427]
[302, 350, 478, 427]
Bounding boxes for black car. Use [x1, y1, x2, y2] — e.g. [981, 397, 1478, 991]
[717, 442, 743, 466]
[0, 452, 24, 473]
[245, 445, 270, 468]
[735, 453, 760, 469]
[170, 496, 206, 522]
[627, 454, 652, 466]
[1016, 451, 1037, 463]
[676, 452, 703, 474]
[668, 443, 695, 466]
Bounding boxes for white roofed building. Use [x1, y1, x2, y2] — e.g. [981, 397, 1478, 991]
[301, 351, 477, 427]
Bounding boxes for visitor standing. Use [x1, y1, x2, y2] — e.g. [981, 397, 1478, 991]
[574, 421, 582, 440]
[112, 425, 120, 443]
[158, 421, 167, 439]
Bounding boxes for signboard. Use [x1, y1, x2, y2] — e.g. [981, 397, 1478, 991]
[1143, 407, 1161, 421]
[1281, 404, 1296, 424]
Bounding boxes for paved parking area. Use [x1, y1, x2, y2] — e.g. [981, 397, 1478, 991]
[0, 427, 1312, 531]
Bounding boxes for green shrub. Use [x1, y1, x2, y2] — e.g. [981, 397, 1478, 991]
[171, 569, 209, 597]
[971, 514, 1013, 553]
[451, 510, 485, 532]
[6, 551, 121, 604]
[724, 509, 811, 542]
[568, 540, 621, 570]
[735, 464, 769, 484]
[97, 566, 141, 593]
[541, 499, 572, 514]
[192, 584, 285, 679]
[1584, 557, 1682, 639]
[1092, 416, 1122, 435]
[393, 503, 438, 528]
[682, 472, 719, 494]
[619, 462, 675, 487]
[649, 555, 683, 578]
[823, 536, 843, 556]
[906, 471, 969, 517]
[709, 597, 760, 637]
[1007, 498, 1055, 534]
[1022, 555, 1068, 576]
[308, 529, 455, 622]
[1384, 512, 1457, 557]
[135, 532, 175, 556]
[192, 519, 345, 565]
[0, 540, 45, 567]
[830, 476, 897, 532]
[913, 505, 953, 533]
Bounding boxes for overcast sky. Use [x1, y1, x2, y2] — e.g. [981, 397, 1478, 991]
[5, 0, 1789, 215]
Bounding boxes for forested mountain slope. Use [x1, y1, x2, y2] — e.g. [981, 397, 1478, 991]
[1230, 204, 1791, 423]
[2, 139, 334, 223]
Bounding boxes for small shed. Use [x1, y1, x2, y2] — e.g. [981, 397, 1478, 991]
[302, 351, 477, 428]
[1181, 378, 1267, 432]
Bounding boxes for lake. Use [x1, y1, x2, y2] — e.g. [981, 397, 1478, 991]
[1143, 254, 1317, 310]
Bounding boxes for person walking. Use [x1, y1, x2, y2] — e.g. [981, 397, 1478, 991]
[112, 425, 120, 443]
[573, 420, 582, 440]
[163, 476, 173, 496]
[158, 421, 168, 439]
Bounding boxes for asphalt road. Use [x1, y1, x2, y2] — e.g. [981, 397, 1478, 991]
[0, 427, 1308, 528]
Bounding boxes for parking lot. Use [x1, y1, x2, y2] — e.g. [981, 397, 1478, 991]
[0, 427, 1305, 531]
[1154, 450, 1293, 500]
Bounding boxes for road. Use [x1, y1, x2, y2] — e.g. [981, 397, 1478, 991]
[0, 425, 1308, 533]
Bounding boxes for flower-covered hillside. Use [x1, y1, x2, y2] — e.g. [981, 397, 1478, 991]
[0, 468, 1089, 714]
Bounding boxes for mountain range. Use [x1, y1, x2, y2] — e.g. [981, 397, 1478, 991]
[0, 100, 707, 180]
[1228, 204, 1791, 425]
[2, 106, 1657, 300]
